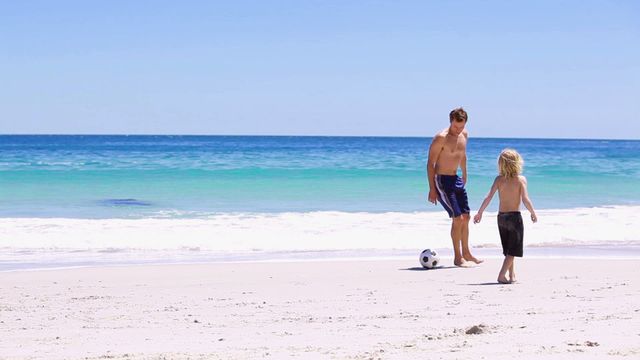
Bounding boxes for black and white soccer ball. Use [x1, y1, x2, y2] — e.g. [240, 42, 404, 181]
[419, 249, 440, 269]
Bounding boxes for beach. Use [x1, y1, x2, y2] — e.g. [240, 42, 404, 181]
[4, 0, 640, 357]
[1, 258, 638, 359]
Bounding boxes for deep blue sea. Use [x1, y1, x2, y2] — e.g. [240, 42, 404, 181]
[1, 135, 638, 218]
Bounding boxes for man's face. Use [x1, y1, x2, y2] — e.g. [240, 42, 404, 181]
[449, 120, 466, 135]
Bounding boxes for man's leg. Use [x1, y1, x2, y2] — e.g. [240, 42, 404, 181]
[451, 216, 466, 266]
[461, 213, 483, 264]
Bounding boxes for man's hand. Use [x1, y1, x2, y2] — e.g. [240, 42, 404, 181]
[473, 213, 482, 224]
[531, 213, 538, 223]
[428, 189, 438, 205]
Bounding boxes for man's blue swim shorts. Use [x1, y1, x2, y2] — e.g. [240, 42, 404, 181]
[435, 174, 470, 218]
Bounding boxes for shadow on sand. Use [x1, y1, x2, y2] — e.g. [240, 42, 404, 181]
[400, 266, 459, 271]
[466, 282, 508, 286]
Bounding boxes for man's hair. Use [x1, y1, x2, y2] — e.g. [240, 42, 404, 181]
[498, 149, 523, 178]
[449, 107, 468, 123]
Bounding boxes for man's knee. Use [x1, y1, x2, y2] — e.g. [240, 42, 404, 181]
[453, 214, 470, 223]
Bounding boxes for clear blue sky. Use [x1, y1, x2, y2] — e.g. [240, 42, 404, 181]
[1, 1, 638, 138]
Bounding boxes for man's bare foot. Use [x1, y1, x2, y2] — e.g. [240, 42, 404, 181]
[497, 277, 511, 284]
[509, 277, 517, 283]
[454, 259, 471, 267]
[464, 256, 484, 264]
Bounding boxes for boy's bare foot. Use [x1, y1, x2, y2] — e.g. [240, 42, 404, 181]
[497, 277, 511, 284]
[464, 256, 484, 264]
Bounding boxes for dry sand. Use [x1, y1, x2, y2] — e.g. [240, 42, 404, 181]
[1, 258, 638, 359]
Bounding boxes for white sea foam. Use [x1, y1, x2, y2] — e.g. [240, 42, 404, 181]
[0, 206, 638, 252]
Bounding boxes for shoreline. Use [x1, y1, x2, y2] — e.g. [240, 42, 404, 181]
[1, 258, 638, 359]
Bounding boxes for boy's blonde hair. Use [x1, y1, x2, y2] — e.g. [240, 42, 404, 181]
[498, 148, 523, 178]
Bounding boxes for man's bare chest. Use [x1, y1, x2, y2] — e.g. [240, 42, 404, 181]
[442, 137, 466, 155]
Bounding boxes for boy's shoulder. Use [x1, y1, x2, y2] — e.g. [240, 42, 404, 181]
[515, 175, 528, 188]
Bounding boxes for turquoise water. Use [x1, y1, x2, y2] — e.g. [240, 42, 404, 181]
[0, 136, 638, 218]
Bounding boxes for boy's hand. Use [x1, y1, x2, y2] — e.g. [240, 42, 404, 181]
[531, 213, 537, 223]
[473, 213, 482, 224]
[428, 189, 438, 205]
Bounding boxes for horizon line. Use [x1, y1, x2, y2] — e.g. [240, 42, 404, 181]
[0, 133, 637, 141]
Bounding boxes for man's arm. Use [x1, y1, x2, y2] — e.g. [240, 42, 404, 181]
[461, 131, 468, 184]
[427, 134, 444, 204]
[461, 152, 467, 185]
[520, 176, 537, 223]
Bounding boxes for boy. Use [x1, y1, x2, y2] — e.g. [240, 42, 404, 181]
[473, 149, 538, 284]
[427, 107, 482, 267]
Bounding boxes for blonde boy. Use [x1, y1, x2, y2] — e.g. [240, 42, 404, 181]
[473, 149, 537, 284]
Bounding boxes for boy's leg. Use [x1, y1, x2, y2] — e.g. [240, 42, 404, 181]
[498, 256, 514, 284]
[509, 261, 516, 282]
[460, 213, 483, 264]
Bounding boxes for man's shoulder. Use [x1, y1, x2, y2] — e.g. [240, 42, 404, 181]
[432, 131, 447, 142]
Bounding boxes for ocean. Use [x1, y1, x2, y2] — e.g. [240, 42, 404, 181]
[1, 135, 639, 270]
[2, 135, 639, 217]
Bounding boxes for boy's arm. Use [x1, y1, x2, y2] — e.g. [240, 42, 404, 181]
[427, 135, 444, 204]
[473, 177, 499, 223]
[520, 176, 537, 223]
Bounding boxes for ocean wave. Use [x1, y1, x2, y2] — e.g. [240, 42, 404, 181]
[0, 206, 638, 253]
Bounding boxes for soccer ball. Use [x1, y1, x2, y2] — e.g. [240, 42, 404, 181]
[419, 249, 440, 269]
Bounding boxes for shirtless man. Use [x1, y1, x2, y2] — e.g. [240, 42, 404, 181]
[427, 107, 482, 266]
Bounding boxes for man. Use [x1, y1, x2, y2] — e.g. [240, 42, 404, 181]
[427, 107, 483, 267]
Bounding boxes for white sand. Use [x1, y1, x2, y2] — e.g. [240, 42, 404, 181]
[1, 258, 639, 359]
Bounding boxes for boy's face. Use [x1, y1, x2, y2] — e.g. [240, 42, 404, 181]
[449, 120, 466, 136]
